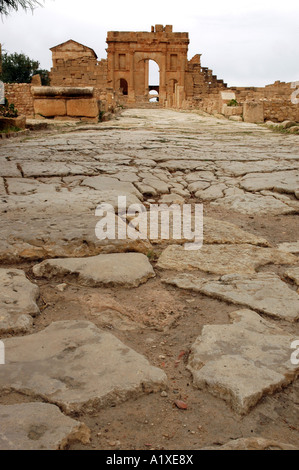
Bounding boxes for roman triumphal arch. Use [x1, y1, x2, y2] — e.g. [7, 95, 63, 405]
[106, 25, 189, 106]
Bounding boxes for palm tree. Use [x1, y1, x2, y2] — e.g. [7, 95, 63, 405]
[0, 0, 43, 16]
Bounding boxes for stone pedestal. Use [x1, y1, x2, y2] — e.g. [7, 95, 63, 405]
[243, 102, 264, 123]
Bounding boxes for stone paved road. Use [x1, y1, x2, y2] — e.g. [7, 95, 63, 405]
[0, 109, 298, 450]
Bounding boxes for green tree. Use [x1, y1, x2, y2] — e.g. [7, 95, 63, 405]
[0, 0, 43, 16]
[0, 51, 49, 84]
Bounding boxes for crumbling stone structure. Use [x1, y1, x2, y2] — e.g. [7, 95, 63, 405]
[49, 25, 227, 110]
[106, 25, 189, 106]
[2, 26, 298, 123]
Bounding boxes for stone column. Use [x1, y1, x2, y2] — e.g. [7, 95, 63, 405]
[144, 60, 149, 96]
[128, 52, 135, 103]
[107, 44, 115, 90]
[159, 54, 167, 106]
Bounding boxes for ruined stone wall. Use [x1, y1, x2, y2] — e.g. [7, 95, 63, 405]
[50, 57, 108, 97]
[182, 54, 227, 113]
[4, 83, 34, 117]
[230, 82, 299, 122]
[50, 40, 111, 106]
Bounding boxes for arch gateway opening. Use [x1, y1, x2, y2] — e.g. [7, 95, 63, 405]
[148, 60, 159, 102]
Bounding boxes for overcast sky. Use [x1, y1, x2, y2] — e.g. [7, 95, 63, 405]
[1, 0, 298, 87]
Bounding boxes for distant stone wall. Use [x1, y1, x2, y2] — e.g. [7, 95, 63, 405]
[50, 57, 108, 94]
[4, 83, 34, 117]
[231, 82, 299, 122]
[263, 100, 299, 122]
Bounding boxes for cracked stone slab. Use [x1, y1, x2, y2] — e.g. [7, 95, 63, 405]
[216, 160, 299, 177]
[240, 170, 299, 195]
[0, 403, 91, 450]
[157, 244, 297, 275]
[0, 321, 167, 414]
[284, 267, 299, 287]
[203, 217, 270, 246]
[129, 213, 270, 247]
[163, 272, 299, 321]
[278, 241, 299, 254]
[194, 183, 227, 201]
[202, 437, 298, 450]
[0, 179, 7, 196]
[187, 309, 299, 414]
[212, 188, 297, 215]
[81, 175, 143, 206]
[0, 212, 152, 263]
[0, 269, 40, 334]
[33, 253, 155, 287]
[0, 161, 21, 177]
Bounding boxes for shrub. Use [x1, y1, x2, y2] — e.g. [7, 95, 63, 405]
[0, 97, 19, 117]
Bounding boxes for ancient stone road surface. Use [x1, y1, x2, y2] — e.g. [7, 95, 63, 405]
[0, 109, 298, 450]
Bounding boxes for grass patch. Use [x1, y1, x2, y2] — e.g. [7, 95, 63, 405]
[264, 124, 299, 135]
[0, 126, 21, 134]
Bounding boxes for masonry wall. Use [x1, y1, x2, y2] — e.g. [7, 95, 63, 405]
[231, 81, 299, 122]
[4, 83, 34, 117]
[179, 54, 227, 112]
[50, 57, 108, 98]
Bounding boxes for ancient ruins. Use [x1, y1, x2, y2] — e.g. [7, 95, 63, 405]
[3, 25, 299, 123]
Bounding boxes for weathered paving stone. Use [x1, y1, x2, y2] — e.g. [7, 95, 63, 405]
[157, 244, 297, 275]
[187, 309, 299, 414]
[0, 403, 91, 450]
[203, 217, 270, 246]
[129, 213, 270, 247]
[0, 321, 167, 414]
[202, 437, 298, 450]
[0, 269, 39, 334]
[212, 188, 297, 215]
[0, 179, 6, 196]
[163, 272, 299, 321]
[0, 212, 152, 263]
[240, 170, 299, 195]
[284, 267, 299, 287]
[81, 175, 143, 206]
[33, 253, 155, 287]
[278, 241, 299, 254]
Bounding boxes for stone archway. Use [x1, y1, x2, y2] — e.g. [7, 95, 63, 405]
[106, 25, 189, 106]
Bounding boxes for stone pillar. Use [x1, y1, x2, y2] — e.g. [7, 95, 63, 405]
[107, 44, 115, 89]
[128, 52, 135, 103]
[144, 60, 149, 95]
[159, 54, 167, 105]
[243, 101, 264, 123]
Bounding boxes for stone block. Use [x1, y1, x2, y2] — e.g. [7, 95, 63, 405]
[221, 91, 236, 101]
[34, 99, 66, 117]
[66, 98, 99, 117]
[0, 115, 26, 130]
[222, 104, 243, 116]
[243, 101, 264, 123]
